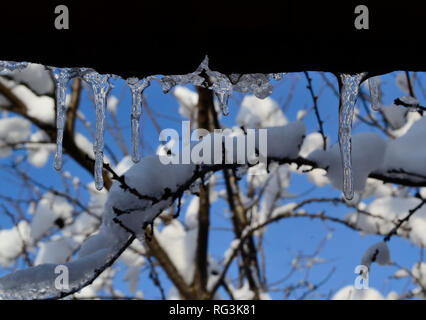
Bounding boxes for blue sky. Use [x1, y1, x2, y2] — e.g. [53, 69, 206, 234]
[0, 70, 425, 299]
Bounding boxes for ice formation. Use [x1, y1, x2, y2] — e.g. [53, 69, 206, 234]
[126, 77, 151, 163]
[51, 68, 73, 170]
[150, 56, 284, 116]
[368, 76, 380, 111]
[1, 57, 286, 189]
[338, 73, 366, 200]
[82, 71, 112, 190]
[0, 60, 28, 75]
[308, 132, 386, 194]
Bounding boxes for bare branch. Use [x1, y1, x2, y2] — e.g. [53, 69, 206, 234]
[384, 196, 426, 242]
[304, 71, 326, 150]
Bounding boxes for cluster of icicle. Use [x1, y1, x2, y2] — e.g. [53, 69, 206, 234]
[2, 57, 285, 191]
[49, 67, 114, 191]
[157, 56, 285, 116]
[1, 59, 379, 200]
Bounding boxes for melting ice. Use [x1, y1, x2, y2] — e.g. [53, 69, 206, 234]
[338, 73, 366, 200]
[0, 60, 28, 75]
[83, 72, 112, 190]
[368, 76, 380, 111]
[126, 77, 151, 163]
[51, 68, 73, 171]
[1, 57, 286, 191]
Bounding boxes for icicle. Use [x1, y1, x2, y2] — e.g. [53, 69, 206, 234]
[83, 72, 112, 190]
[51, 68, 73, 171]
[150, 56, 282, 114]
[209, 74, 232, 116]
[215, 91, 230, 116]
[126, 77, 151, 163]
[368, 76, 380, 111]
[196, 56, 233, 116]
[338, 73, 366, 200]
[159, 76, 177, 94]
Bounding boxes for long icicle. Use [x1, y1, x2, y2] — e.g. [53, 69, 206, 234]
[83, 72, 112, 190]
[52, 68, 73, 171]
[368, 76, 380, 111]
[338, 73, 366, 200]
[126, 77, 151, 163]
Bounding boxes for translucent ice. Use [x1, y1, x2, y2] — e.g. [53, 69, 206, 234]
[338, 73, 366, 200]
[154, 56, 284, 116]
[214, 91, 230, 116]
[83, 72, 112, 190]
[0, 60, 28, 75]
[199, 57, 233, 116]
[126, 77, 151, 163]
[368, 76, 380, 111]
[51, 68, 73, 171]
[232, 73, 274, 99]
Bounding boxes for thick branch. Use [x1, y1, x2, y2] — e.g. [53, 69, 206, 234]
[192, 87, 213, 298]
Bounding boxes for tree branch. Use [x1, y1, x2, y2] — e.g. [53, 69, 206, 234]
[192, 86, 213, 299]
[208, 94, 262, 299]
[384, 196, 426, 242]
[209, 208, 362, 297]
[304, 71, 326, 150]
[52, 234, 136, 300]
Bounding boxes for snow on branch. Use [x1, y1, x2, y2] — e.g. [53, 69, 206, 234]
[0, 123, 307, 299]
[2, 107, 426, 298]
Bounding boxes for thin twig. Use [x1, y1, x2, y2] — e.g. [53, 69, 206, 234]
[304, 72, 326, 150]
[384, 198, 426, 242]
[147, 256, 166, 300]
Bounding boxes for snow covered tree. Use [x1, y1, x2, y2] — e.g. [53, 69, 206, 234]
[0, 61, 426, 300]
